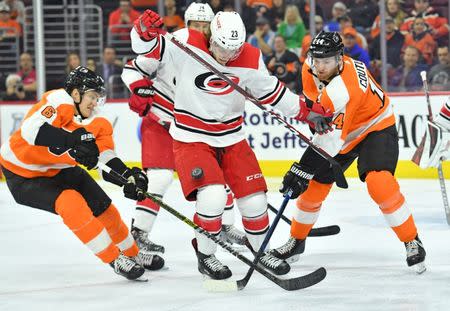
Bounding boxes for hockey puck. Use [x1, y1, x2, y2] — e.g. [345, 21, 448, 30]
[191, 167, 204, 180]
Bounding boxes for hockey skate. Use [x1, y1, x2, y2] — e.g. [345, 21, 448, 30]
[131, 225, 165, 270]
[110, 254, 145, 280]
[192, 238, 232, 280]
[270, 236, 306, 263]
[220, 225, 248, 245]
[245, 241, 291, 275]
[404, 235, 426, 274]
[131, 224, 165, 254]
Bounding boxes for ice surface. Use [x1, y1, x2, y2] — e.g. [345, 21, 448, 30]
[1, 178, 450, 311]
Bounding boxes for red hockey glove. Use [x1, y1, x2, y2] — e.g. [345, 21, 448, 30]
[134, 10, 165, 41]
[129, 79, 154, 117]
[295, 99, 333, 134]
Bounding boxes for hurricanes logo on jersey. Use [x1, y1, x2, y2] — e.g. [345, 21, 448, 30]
[194, 72, 240, 95]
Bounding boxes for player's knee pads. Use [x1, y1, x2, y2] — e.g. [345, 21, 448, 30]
[146, 168, 174, 195]
[97, 204, 122, 236]
[236, 191, 267, 218]
[55, 189, 93, 229]
[366, 171, 404, 208]
[297, 180, 332, 211]
[196, 184, 227, 217]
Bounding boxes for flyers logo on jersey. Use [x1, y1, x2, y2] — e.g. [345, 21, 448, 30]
[194, 72, 240, 95]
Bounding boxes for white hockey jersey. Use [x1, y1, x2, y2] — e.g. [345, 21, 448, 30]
[129, 28, 301, 147]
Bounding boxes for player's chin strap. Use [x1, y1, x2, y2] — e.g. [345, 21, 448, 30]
[96, 161, 326, 292]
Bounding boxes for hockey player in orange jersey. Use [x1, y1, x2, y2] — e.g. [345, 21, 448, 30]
[0, 66, 162, 280]
[271, 31, 426, 273]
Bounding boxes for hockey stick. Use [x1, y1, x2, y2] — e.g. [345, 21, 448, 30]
[236, 192, 293, 290]
[267, 203, 340, 236]
[420, 71, 450, 225]
[97, 162, 327, 291]
[162, 32, 348, 190]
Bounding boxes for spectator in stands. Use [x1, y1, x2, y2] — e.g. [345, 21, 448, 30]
[400, 0, 449, 45]
[162, 0, 184, 32]
[324, 1, 347, 32]
[131, 0, 158, 11]
[338, 15, 368, 50]
[299, 15, 324, 64]
[247, 16, 276, 61]
[97, 47, 122, 89]
[4, 74, 27, 100]
[210, 0, 224, 14]
[403, 16, 436, 65]
[87, 58, 97, 73]
[428, 46, 450, 91]
[65, 52, 81, 74]
[267, 0, 285, 30]
[265, 35, 300, 93]
[15, 52, 36, 99]
[277, 5, 305, 54]
[346, 0, 378, 32]
[343, 27, 371, 69]
[370, 16, 405, 70]
[246, 0, 272, 19]
[388, 45, 428, 92]
[0, 0, 24, 24]
[108, 0, 141, 41]
[0, 3, 21, 40]
[371, 0, 407, 39]
[295, 0, 324, 28]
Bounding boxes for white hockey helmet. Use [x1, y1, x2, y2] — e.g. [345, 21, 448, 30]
[184, 2, 215, 25]
[209, 11, 246, 63]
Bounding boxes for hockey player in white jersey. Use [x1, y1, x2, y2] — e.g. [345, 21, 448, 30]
[122, 3, 247, 270]
[413, 101, 450, 168]
[128, 9, 332, 280]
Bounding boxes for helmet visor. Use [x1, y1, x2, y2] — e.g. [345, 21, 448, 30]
[210, 40, 243, 64]
[85, 86, 106, 106]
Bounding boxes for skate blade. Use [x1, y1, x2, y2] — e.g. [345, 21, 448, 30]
[413, 262, 427, 274]
[132, 276, 149, 282]
[202, 277, 237, 292]
[286, 255, 300, 264]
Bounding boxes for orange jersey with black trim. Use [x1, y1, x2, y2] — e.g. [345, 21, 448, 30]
[302, 55, 395, 156]
[0, 89, 116, 178]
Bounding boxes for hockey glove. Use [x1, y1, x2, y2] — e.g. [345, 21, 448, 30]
[295, 99, 333, 134]
[67, 128, 99, 170]
[134, 10, 165, 41]
[129, 79, 154, 117]
[279, 162, 314, 199]
[122, 167, 149, 201]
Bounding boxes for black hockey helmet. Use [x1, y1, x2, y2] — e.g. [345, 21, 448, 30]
[308, 31, 344, 59]
[64, 66, 105, 97]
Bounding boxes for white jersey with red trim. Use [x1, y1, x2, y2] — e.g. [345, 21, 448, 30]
[129, 28, 300, 147]
[122, 30, 192, 123]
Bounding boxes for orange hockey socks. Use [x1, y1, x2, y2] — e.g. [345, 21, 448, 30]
[366, 171, 417, 242]
[98, 204, 139, 257]
[291, 181, 333, 239]
[55, 190, 119, 263]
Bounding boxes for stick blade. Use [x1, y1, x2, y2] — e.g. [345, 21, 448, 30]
[203, 279, 238, 292]
[309, 225, 341, 237]
[279, 267, 327, 291]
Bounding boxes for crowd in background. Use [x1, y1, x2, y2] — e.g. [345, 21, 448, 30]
[1, 0, 450, 101]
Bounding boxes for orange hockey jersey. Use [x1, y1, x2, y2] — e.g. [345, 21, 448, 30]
[302, 55, 395, 156]
[0, 89, 116, 178]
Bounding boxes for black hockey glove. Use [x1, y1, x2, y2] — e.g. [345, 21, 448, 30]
[122, 167, 148, 201]
[279, 162, 314, 199]
[67, 128, 99, 170]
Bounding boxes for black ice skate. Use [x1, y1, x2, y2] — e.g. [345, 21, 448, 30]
[131, 223, 165, 254]
[136, 247, 165, 271]
[270, 236, 305, 263]
[110, 254, 145, 280]
[192, 238, 232, 280]
[220, 225, 248, 245]
[257, 252, 291, 275]
[404, 235, 426, 274]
